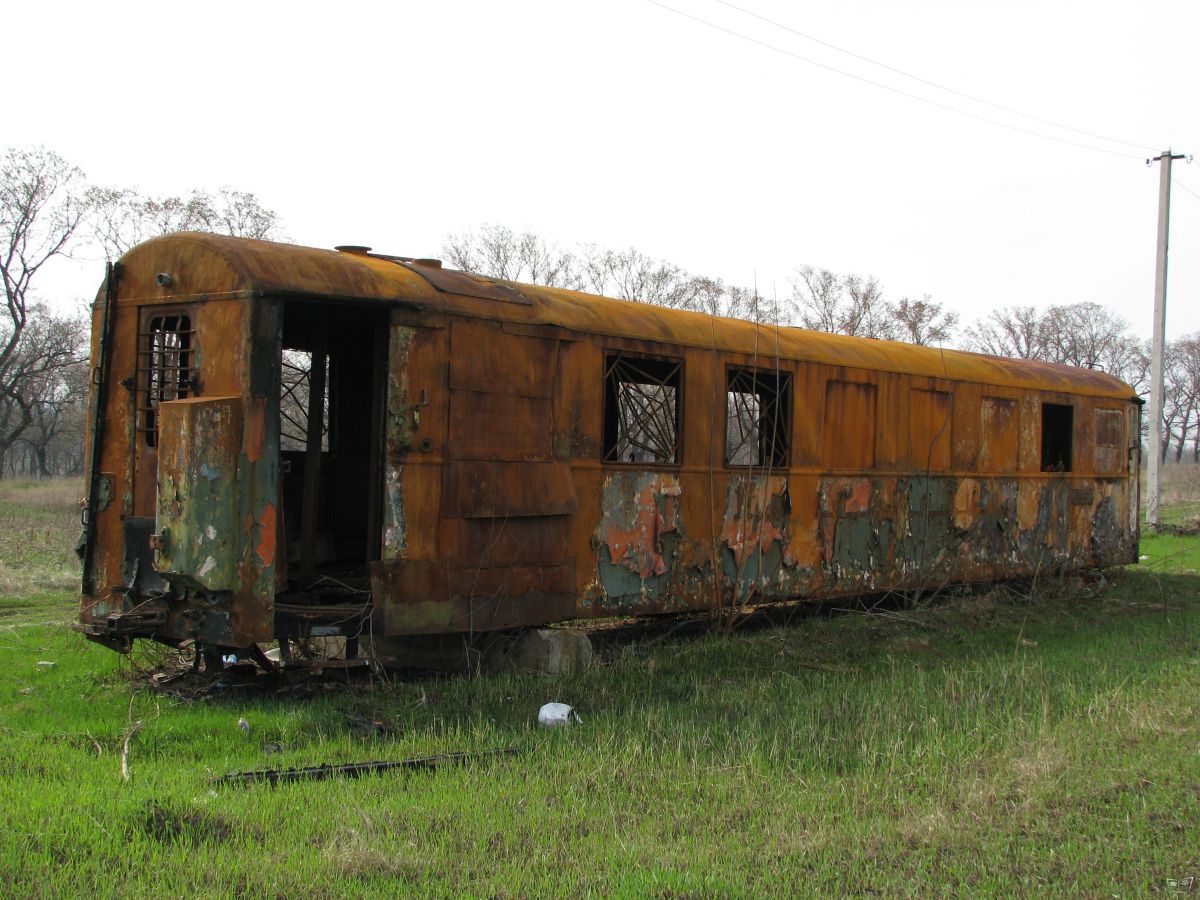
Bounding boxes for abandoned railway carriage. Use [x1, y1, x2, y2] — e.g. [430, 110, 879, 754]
[77, 233, 1140, 662]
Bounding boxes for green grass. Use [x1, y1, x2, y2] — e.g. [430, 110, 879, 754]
[0, 480, 1197, 896]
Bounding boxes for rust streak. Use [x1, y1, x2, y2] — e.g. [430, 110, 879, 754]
[256, 502, 277, 567]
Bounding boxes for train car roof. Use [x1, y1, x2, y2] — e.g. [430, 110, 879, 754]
[116, 232, 1138, 401]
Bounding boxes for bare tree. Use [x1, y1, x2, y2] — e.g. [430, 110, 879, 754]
[15, 311, 89, 476]
[790, 266, 843, 333]
[788, 268, 896, 339]
[962, 305, 1047, 359]
[90, 185, 282, 259]
[1040, 302, 1134, 372]
[0, 148, 88, 476]
[442, 224, 582, 289]
[1162, 336, 1200, 463]
[889, 295, 959, 346]
[841, 274, 894, 340]
[584, 246, 701, 309]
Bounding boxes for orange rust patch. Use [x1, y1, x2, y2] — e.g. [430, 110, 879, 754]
[843, 478, 872, 514]
[1017, 482, 1040, 531]
[953, 479, 980, 530]
[256, 502, 277, 567]
[605, 479, 678, 578]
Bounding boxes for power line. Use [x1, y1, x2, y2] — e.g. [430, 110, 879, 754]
[712, 0, 1159, 154]
[1173, 176, 1200, 203]
[644, 0, 1146, 161]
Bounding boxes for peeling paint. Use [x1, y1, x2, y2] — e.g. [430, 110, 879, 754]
[382, 467, 407, 560]
[720, 475, 793, 593]
[594, 472, 683, 607]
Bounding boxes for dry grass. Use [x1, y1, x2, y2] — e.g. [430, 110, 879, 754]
[0, 478, 82, 603]
[1152, 464, 1200, 524]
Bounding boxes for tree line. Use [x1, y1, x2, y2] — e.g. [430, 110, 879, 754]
[2, 146, 1194, 478]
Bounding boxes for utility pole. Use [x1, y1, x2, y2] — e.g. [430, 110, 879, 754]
[1146, 149, 1184, 529]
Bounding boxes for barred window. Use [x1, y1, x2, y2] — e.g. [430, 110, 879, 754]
[726, 367, 791, 467]
[603, 353, 681, 465]
[137, 313, 197, 447]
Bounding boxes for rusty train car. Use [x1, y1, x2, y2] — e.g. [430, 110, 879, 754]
[77, 233, 1140, 663]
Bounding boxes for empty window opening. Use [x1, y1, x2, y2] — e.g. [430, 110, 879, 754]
[279, 349, 329, 452]
[603, 353, 681, 465]
[137, 313, 197, 447]
[1041, 403, 1073, 472]
[726, 367, 791, 467]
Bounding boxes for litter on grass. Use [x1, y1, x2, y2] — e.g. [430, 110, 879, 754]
[538, 702, 582, 727]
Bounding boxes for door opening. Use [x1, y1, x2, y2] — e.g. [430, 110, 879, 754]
[278, 301, 387, 599]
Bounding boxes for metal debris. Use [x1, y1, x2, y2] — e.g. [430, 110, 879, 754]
[212, 747, 522, 787]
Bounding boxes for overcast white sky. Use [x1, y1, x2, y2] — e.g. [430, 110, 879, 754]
[8, 0, 1199, 340]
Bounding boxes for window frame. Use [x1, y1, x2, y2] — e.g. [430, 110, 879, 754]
[724, 364, 793, 470]
[1040, 402, 1074, 473]
[601, 350, 684, 467]
[136, 306, 199, 448]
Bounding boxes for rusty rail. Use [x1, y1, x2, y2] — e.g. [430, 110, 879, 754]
[212, 746, 523, 787]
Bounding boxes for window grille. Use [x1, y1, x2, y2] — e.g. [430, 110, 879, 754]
[137, 313, 197, 447]
[726, 367, 791, 467]
[603, 353, 681, 465]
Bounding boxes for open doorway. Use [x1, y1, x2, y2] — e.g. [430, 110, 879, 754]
[278, 301, 387, 598]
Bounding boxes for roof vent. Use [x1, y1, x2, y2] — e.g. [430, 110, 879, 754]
[411, 258, 443, 269]
[334, 245, 372, 255]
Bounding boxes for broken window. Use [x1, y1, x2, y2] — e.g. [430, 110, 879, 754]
[603, 352, 681, 465]
[137, 312, 197, 447]
[1041, 403, 1073, 472]
[279, 349, 329, 452]
[821, 380, 876, 469]
[726, 367, 791, 467]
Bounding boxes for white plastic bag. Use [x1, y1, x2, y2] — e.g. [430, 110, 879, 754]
[537, 702, 582, 727]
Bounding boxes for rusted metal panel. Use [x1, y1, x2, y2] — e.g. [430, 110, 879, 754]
[447, 391, 553, 461]
[441, 460, 578, 518]
[909, 389, 953, 472]
[155, 396, 243, 592]
[979, 396, 1020, 472]
[105, 233, 1140, 402]
[821, 380, 876, 469]
[440, 516, 571, 566]
[449, 319, 556, 398]
[1093, 408, 1125, 474]
[372, 559, 575, 636]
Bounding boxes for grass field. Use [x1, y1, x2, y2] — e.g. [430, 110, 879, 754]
[0, 478, 1197, 896]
